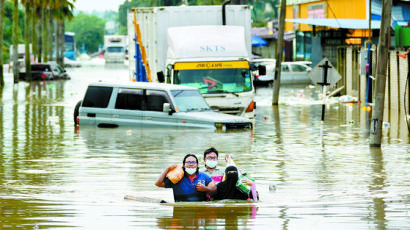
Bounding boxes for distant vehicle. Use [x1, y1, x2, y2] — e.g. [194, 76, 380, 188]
[65, 32, 76, 60]
[294, 61, 312, 68]
[74, 81, 253, 130]
[252, 59, 312, 85]
[64, 57, 81, 68]
[104, 35, 127, 63]
[9, 44, 34, 72]
[252, 58, 275, 84]
[19, 62, 70, 81]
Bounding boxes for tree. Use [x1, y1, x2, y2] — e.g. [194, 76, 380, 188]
[66, 12, 105, 53]
[12, 0, 19, 83]
[55, 0, 74, 67]
[22, 0, 32, 81]
[0, 0, 5, 87]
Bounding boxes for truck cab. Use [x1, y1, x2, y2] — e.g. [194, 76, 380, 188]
[165, 26, 255, 119]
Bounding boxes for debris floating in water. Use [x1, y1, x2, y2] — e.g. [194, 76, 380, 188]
[269, 184, 276, 191]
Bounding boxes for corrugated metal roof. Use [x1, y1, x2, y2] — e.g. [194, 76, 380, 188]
[285, 19, 381, 29]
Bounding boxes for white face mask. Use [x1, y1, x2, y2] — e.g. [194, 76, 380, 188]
[185, 168, 196, 175]
[206, 160, 218, 168]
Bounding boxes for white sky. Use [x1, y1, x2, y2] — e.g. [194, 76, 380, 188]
[74, 0, 125, 12]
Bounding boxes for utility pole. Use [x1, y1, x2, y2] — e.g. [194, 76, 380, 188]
[272, 0, 286, 105]
[369, 0, 392, 147]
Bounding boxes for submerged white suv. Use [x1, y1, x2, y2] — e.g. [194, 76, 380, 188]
[74, 82, 253, 130]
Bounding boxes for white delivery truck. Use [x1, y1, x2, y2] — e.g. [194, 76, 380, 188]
[9, 44, 32, 72]
[128, 5, 257, 119]
[104, 35, 127, 63]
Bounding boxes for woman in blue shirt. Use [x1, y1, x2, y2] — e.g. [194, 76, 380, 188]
[155, 154, 216, 202]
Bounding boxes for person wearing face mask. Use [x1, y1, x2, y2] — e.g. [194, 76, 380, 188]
[155, 154, 216, 202]
[212, 165, 257, 201]
[201, 147, 227, 184]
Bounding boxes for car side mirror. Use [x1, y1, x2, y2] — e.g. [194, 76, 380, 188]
[258, 65, 266, 76]
[249, 63, 257, 71]
[157, 71, 165, 83]
[163, 103, 174, 115]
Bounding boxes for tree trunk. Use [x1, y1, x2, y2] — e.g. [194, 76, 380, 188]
[56, 20, 64, 67]
[0, 0, 5, 87]
[25, 0, 32, 81]
[12, 0, 19, 83]
[61, 21, 65, 66]
[31, 1, 37, 61]
[48, 9, 53, 61]
[42, 7, 48, 62]
[38, 7, 43, 63]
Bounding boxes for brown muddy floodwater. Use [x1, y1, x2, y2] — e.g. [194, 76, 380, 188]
[0, 59, 409, 229]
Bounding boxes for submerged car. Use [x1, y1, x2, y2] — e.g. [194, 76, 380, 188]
[252, 59, 312, 85]
[74, 82, 253, 130]
[19, 62, 70, 81]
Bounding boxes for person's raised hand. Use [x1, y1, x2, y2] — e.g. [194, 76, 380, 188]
[196, 182, 207, 192]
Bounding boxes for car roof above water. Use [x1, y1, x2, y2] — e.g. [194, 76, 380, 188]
[88, 81, 197, 91]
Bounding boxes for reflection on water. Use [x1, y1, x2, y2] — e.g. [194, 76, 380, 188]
[157, 203, 258, 229]
[0, 60, 409, 229]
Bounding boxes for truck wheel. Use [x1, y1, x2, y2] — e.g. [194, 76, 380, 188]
[74, 100, 82, 125]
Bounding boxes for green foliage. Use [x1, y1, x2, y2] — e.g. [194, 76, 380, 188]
[66, 12, 105, 53]
[252, 0, 278, 27]
[3, 0, 24, 63]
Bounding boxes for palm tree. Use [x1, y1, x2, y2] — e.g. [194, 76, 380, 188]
[31, 0, 39, 61]
[42, 2, 49, 62]
[0, 0, 5, 87]
[22, 0, 32, 81]
[12, 0, 19, 83]
[55, 0, 74, 67]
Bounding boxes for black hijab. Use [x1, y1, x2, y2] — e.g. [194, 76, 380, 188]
[213, 166, 249, 200]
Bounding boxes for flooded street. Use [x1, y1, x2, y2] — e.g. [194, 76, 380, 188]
[0, 60, 409, 229]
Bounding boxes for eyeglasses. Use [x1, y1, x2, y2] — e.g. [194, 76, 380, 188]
[206, 157, 217, 160]
[185, 161, 197, 165]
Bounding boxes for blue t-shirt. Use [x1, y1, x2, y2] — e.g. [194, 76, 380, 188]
[164, 172, 212, 202]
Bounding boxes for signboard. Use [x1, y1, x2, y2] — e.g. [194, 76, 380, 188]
[308, 3, 327, 19]
[174, 61, 249, 70]
[309, 58, 341, 86]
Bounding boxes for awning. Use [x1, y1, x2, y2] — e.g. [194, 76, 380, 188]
[285, 19, 381, 29]
[252, 35, 268, 47]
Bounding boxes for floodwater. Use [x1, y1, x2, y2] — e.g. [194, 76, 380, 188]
[0, 59, 409, 229]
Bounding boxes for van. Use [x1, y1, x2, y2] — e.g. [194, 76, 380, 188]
[74, 82, 253, 130]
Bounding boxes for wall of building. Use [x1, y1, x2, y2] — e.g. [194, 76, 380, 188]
[285, 0, 368, 32]
[342, 47, 409, 134]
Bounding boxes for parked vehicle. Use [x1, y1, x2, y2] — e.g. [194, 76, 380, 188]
[294, 61, 312, 68]
[128, 5, 259, 119]
[19, 62, 70, 81]
[74, 82, 253, 130]
[9, 44, 33, 72]
[252, 59, 312, 85]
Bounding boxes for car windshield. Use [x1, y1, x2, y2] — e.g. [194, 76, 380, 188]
[171, 90, 210, 112]
[174, 68, 252, 94]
